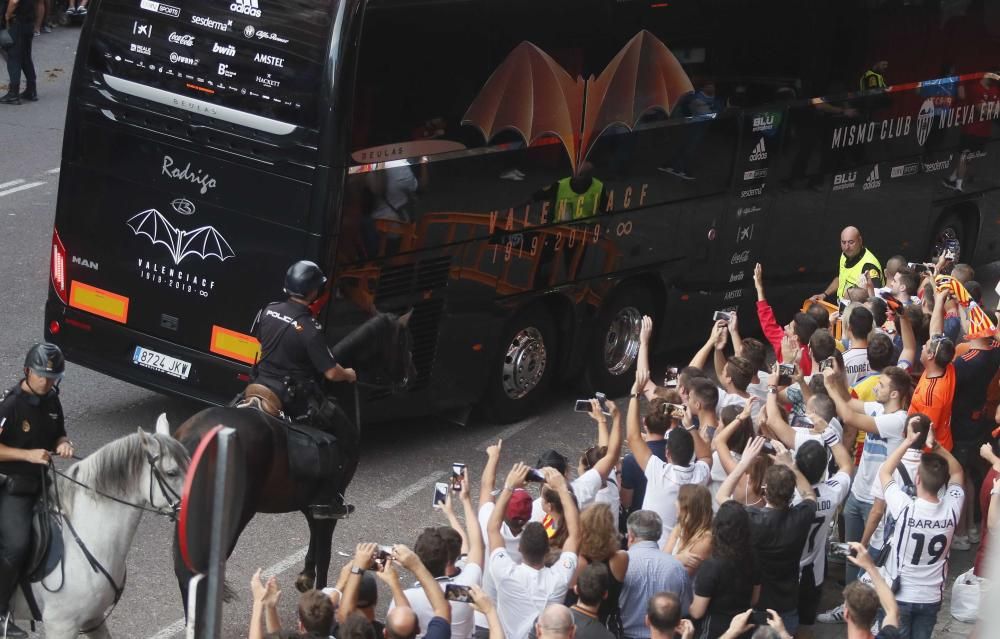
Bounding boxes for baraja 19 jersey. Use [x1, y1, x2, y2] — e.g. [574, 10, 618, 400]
[797, 471, 851, 585]
[880, 480, 964, 604]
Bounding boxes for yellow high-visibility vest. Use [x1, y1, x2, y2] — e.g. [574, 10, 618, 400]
[838, 248, 883, 298]
[555, 177, 604, 221]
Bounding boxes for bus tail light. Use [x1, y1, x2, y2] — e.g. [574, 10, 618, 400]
[51, 229, 68, 304]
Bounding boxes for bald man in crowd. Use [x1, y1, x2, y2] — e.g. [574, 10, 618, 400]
[535, 605, 575, 639]
[812, 226, 883, 304]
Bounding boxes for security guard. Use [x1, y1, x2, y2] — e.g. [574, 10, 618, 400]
[251, 260, 357, 518]
[812, 226, 883, 303]
[860, 60, 888, 91]
[0, 343, 74, 638]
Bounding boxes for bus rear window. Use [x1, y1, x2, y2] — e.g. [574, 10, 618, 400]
[87, 0, 336, 130]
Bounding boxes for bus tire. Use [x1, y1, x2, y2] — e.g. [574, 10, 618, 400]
[584, 284, 656, 398]
[931, 215, 966, 263]
[481, 306, 557, 424]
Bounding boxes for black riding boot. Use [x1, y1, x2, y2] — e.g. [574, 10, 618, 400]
[308, 480, 355, 520]
[0, 611, 28, 639]
[0, 559, 27, 639]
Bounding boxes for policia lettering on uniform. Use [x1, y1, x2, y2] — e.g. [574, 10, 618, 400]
[0, 344, 75, 639]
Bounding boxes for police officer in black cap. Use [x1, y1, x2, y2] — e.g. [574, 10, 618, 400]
[251, 260, 357, 518]
[0, 343, 75, 638]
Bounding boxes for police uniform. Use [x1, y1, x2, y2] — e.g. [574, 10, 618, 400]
[251, 299, 338, 422]
[0, 384, 65, 617]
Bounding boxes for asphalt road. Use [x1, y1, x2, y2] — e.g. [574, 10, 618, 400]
[0, 25, 990, 639]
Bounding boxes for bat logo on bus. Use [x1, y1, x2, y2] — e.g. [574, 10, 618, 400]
[127, 207, 235, 265]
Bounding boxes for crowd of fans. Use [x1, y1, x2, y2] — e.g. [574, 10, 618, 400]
[248, 235, 1000, 639]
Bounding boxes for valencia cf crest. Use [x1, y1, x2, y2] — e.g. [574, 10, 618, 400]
[22, 420, 31, 433]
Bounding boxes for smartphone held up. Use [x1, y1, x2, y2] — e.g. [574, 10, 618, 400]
[451, 463, 466, 492]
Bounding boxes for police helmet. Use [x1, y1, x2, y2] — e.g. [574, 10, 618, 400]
[24, 342, 66, 379]
[283, 260, 328, 298]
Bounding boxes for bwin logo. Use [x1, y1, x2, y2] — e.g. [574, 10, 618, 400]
[212, 42, 236, 56]
[231, 0, 261, 17]
[748, 138, 767, 162]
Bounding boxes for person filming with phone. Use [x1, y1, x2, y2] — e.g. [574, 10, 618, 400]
[488, 463, 580, 639]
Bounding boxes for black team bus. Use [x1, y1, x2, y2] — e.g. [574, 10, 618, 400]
[45, 0, 1000, 422]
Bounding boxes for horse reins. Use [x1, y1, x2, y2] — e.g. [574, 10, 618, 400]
[37, 439, 181, 633]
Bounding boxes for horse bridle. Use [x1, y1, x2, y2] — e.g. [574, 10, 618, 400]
[52, 438, 182, 521]
[144, 441, 183, 520]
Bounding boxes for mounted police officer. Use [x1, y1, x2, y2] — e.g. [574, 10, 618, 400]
[0, 343, 75, 639]
[250, 260, 357, 519]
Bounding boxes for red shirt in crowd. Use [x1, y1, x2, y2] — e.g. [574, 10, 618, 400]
[756, 300, 812, 376]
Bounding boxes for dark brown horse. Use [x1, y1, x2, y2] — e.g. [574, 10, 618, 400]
[170, 310, 415, 600]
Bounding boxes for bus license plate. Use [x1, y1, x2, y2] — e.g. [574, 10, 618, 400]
[132, 346, 191, 380]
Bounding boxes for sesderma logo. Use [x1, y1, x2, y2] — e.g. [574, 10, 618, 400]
[749, 138, 767, 162]
[231, 0, 261, 17]
[863, 165, 881, 191]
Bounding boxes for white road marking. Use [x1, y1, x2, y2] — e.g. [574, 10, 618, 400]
[145, 545, 310, 639]
[45, 167, 61, 174]
[262, 546, 308, 579]
[146, 618, 185, 639]
[475, 417, 537, 451]
[378, 470, 446, 509]
[0, 181, 45, 197]
[0, 179, 25, 189]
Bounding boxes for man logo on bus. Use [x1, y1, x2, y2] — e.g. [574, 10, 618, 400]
[748, 138, 767, 162]
[916, 98, 936, 147]
[231, 0, 261, 18]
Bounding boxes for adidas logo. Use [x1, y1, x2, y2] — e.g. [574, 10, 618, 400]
[749, 138, 767, 162]
[230, 0, 261, 17]
[863, 165, 881, 191]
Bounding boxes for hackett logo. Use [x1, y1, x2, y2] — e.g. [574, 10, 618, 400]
[161, 155, 217, 195]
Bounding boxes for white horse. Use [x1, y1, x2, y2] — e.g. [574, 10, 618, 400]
[10, 416, 188, 638]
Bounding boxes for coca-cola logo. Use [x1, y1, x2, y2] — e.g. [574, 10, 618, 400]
[168, 32, 194, 47]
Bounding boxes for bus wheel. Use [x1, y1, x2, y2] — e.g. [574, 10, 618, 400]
[932, 216, 964, 262]
[585, 285, 655, 397]
[482, 306, 557, 424]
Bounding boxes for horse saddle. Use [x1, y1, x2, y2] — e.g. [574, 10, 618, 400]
[238, 384, 285, 419]
[26, 506, 63, 583]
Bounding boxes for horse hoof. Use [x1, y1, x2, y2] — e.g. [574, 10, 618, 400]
[296, 573, 315, 592]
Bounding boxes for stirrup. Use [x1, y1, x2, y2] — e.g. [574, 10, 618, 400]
[309, 503, 355, 520]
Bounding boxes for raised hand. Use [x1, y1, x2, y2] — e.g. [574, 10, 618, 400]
[504, 462, 531, 490]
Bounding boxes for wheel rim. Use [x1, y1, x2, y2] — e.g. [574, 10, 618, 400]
[933, 226, 961, 262]
[603, 306, 643, 376]
[501, 327, 548, 399]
